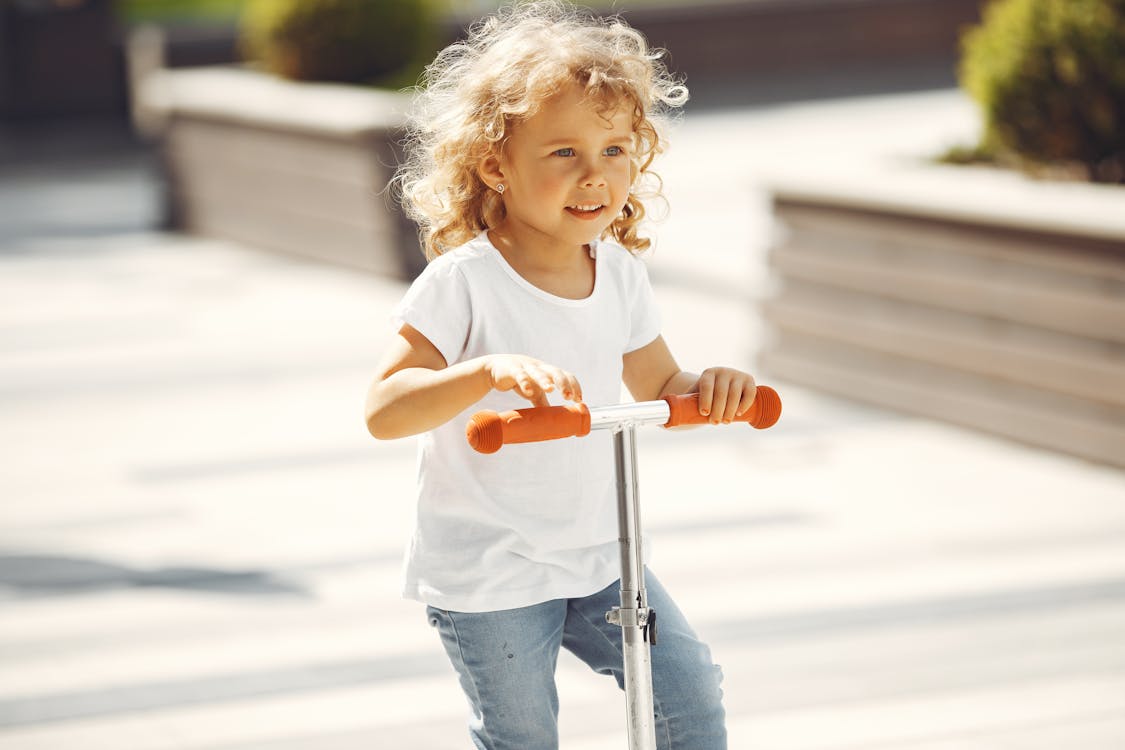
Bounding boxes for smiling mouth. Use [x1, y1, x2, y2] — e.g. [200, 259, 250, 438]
[565, 204, 605, 220]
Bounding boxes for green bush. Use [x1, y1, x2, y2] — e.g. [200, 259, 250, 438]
[117, 0, 248, 25]
[959, 0, 1125, 183]
[240, 0, 438, 86]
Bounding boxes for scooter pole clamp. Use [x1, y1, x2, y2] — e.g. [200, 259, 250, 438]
[605, 606, 650, 628]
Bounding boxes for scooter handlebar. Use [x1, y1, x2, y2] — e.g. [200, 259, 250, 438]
[466, 402, 592, 454]
[663, 386, 782, 429]
[466, 385, 782, 454]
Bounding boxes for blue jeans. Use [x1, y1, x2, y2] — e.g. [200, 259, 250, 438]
[426, 569, 726, 750]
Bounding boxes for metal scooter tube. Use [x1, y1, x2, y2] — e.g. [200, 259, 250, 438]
[588, 400, 671, 431]
[610, 425, 657, 750]
[585, 402, 684, 749]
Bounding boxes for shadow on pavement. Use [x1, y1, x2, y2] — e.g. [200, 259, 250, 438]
[0, 553, 309, 597]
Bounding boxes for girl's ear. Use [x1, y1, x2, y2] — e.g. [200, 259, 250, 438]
[477, 153, 505, 192]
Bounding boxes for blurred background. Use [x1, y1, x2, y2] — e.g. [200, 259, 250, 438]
[2, 1, 1123, 748]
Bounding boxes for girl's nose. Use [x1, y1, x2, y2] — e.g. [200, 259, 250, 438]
[581, 167, 607, 188]
[577, 155, 607, 188]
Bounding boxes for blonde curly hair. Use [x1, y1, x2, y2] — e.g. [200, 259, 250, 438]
[396, 0, 688, 259]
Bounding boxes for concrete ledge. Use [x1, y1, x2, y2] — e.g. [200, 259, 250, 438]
[768, 162, 1125, 244]
[762, 165, 1125, 467]
[140, 66, 424, 278]
[142, 66, 410, 138]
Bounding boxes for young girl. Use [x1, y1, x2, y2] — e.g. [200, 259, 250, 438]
[365, 3, 755, 747]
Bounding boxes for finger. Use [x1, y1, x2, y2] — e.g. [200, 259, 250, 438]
[536, 364, 578, 402]
[521, 382, 550, 408]
[721, 381, 743, 423]
[544, 366, 578, 402]
[555, 369, 582, 403]
[516, 373, 541, 401]
[522, 366, 557, 407]
[734, 384, 758, 417]
[494, 373, 519, 393]
[710, 378, 730, 424]
[522, 364, 554, 393]
[565, 373, 583, 403]
[697, 371, 715, 417]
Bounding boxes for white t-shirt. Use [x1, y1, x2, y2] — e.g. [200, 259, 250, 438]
[391, 231, 662, 612]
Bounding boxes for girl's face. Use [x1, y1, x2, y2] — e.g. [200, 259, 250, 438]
[482, 84, 634, 253]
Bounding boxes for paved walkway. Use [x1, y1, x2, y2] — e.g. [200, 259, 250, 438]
[2, 90, 1124, 749]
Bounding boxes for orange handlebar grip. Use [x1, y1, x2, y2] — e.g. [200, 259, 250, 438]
[663, 385, 782, 429]
[466, 403, 592, 453]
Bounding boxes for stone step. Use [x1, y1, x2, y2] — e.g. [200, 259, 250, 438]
[771, 206, 1125, 344]
[764, 281, 1125, 409]
[762, 337, 1125, 467]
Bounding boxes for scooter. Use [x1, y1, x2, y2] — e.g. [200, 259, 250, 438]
[466, 386, 782, 750]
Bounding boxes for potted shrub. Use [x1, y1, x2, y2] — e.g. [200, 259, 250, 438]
[956, 0, 1124, 184]
[139, 0, 439, 278]
[761, 0, 1125, 467]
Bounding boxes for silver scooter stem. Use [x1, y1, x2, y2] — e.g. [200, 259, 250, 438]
[609, 425, 657, 750]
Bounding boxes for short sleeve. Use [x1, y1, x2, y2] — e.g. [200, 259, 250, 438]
[625, 255, 662, 353]
[391, 256, 471, 366]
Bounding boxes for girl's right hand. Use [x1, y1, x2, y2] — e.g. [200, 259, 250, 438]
[484, 355, 583, 407]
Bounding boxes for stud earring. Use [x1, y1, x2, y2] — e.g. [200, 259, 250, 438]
[495, 183, 505, 194]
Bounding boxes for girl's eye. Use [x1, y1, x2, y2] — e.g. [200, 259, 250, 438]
[553, 146, 626, 157]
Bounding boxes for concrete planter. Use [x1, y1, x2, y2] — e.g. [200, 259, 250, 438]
[762, 164, 1125, 467]
[140, 66, 424, 279]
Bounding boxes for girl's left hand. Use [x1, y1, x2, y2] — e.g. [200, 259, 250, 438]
[694, 367, 758, 425]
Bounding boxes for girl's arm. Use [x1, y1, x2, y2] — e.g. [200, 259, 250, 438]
[622, 335, 758, 424]
[364, 324, 582, 440]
